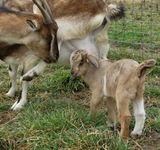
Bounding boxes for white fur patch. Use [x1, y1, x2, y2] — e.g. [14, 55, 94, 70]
[6, 65, 18, 97]
[57, 14, 106, 41]
[131, 99, 146, 135]
[58, 34, 99, 64]
[103, 74, 107, 96]
[11, 81, 29, 110]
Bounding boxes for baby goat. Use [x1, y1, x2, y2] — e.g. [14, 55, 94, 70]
[70, 50, 156, 141]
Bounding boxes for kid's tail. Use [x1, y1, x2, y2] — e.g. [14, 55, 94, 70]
[137, 59, 156, 78]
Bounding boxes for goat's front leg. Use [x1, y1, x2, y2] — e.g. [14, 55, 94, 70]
[131, 98, 146, 138]
[11, 61, 33, 110]
[106, 97, 117, 130]
[90, 89, 103, 118]
[116, 97, 131, 141]
[22, 60, 47, 81]
[11, 81, 29, 110]
[6, 64, 18, 97]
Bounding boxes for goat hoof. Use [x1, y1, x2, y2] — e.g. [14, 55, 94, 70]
[22, 76, 33, 81]
[6, 92, 14, 97]
[130, 132, 142, 139]
[11, 101, 23, 111]
[121, 136, 129, 143]
[22, 75, 33, 81]
[22, 71, 38, 81]
[6, 91, 18, 97]
[106, 121, 116, 131]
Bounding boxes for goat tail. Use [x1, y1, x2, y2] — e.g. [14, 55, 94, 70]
[137, 59, 156, 78]
[105, 2, 125, 21]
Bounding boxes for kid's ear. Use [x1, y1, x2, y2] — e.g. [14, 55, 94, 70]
[87, 54, 99, 68]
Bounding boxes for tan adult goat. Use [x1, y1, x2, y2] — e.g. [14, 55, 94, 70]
[0, 0, 59, 110]
[70, 50, 156, 141]
[3, 0, 125, 110]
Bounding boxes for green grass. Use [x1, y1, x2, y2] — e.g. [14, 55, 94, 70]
[0, 48, 159, 149]
[0, 99, 127, 149]
[109, 0, 160, 50]
[0, 1, 160, 149]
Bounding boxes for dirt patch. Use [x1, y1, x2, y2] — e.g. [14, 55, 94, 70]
[0, 111, 17, 125]
[139, 131, 160, 150]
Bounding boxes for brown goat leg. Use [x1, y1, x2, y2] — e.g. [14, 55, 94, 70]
[90, 90, 103, 118]
[117, 97, 131, 141]
[106, 97, 117, 129]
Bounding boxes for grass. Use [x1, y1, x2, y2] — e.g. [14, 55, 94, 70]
[0, 48, 159, 150]
[108, 0, 160, 50]
[0, 1, 160, 149]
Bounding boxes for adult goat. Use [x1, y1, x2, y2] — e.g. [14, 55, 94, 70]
[3, 0, 125, 110]
[0, 0, 59, 110]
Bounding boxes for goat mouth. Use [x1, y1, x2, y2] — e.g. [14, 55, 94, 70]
[71, 72, 78, 77]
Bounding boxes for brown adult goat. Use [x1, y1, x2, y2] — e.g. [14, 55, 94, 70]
[0, 0, 59, 110]
[3, 0, 125, 110]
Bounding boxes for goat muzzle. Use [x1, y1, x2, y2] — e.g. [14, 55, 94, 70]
[43, 56, 52, 63]
[71, 69, 77, 77]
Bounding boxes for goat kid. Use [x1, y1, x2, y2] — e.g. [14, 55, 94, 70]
[2, 0, 125, 110]
[70, 50, 156, 141]
[0, 0, 59, 110]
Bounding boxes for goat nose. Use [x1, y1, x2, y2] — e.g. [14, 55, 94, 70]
[52, 55, 58, 63]
[71, 69, 77, 77]
[43, 57, 52, 63]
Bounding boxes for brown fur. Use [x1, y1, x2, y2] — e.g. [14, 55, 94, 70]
[3, 0, 125, 60]
[3, 0, 33, 12]
[4, 0, 125, 19]
[2, 0, 125, 110]
[0, 3, 59, 63]
[70, 50, 156, 141]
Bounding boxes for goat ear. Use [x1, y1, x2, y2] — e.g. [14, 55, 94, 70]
[26, 19, 40, 31]
[87, 54, 99, 68]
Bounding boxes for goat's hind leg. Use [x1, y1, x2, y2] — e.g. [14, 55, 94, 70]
[130, 98, 146, 138]
[106, 97, 117, 130]
[6, 64, 18, 97]
[116, 96, 131, 141]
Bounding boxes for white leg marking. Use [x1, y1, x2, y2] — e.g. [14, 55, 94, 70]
[6, 65, 18, 97]
[103, 74, 107, 96]
[22, 60, 47, 80]
[11, 81, 29, 111]
[131, 99, 146, 136]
